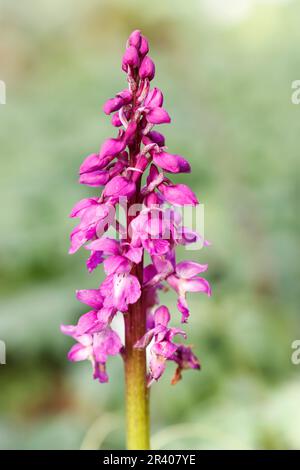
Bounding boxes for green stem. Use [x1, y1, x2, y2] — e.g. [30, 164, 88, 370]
[124, 281, 150, 449]
[124, 117, 150, 449]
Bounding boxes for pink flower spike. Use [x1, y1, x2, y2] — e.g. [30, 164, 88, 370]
[65, 30, 211, 397]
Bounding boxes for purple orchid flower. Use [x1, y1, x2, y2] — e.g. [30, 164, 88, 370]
[63, 30, 211, 393]
[135, 306, 186, 385]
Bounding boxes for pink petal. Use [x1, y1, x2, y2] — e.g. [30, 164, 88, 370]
[86, 238, 120, 255]
[86, 251, 104, 273]
[149, 354, 166, 381]
[183, 277, 211, 296]
[99, 138, 126, 159]
[124, 246, 143, 264]
[60, 324, 77, 337]
[103, 255, 131, 275]
[69, 198, 98, 218]
[139, 56, 155, 81]
[79, 170, 109, 187]
[104, 176, 136, 198]
[153, 151, 191, 173]
[93, 328, 122, 363]
[68, 343, 91, 362]
[128, 29, 142, 48]
[69, 226, 89, 254]
[135, 330, 155, 349]
[154, 306, 170, 327]
[122, 46, 140, 70]
[101, 273, 141, 312]
[146, 107, 171, 124]
[144, 88, 163, 108]
[143, 130, 165, 147]
[176, 261, 208, 279]
[76, 311, 100, 335]
[76, 289, 104, 309]
[159, 183, 198, 206]
[139, 36, 149, 57]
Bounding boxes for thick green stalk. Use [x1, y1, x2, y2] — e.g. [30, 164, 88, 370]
[124, 281, 150, 449]
[124, 115, 150, 450]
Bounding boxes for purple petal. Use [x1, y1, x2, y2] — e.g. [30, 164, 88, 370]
[134, 329, 155, 349]
[176, 261, 208, 278]
[69, 198, 98, 218]
[79, 153, 101, 175]
[76, 311, 100, 335]
[111, 112, 122, 127]
[122, 46, 140, 70]
[99, 138, 126, 159]
[104, 176, 136, 198]
[124, 245, 143, 264]
[76, 289, 104, 309]
[100, 273, 141, 312]
[86, 251, 104, 273]
[103, 255, 131, 275]
[68, 343, 91, 362]
[93, 363, 109, 383]
[183, 277, 211, 296]
[86, 237, 120, 255]
[139, 56, 155, 81]
[159, 183, 198, 206]
[153, 151, 191, 173]
[149, 354, 166, 381]
[103, 96, 123, 115]
[146, 107, 171, 124]
[154, 306, 170, 327]
[60, 324, 77, 337]
[93, 328, 122, 363]
[144, 88, 163, 108]
[146, 130, 165, 147]
[139, 36, 149, 57]
[79, 170, 109, 187]
[69, 226, 89, 254]
[128, 30, 142, 48]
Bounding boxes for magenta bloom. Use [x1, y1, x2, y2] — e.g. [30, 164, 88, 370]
[62, 30, 211, 388]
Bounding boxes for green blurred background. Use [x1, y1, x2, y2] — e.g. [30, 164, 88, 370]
[0, 0, 300, 450]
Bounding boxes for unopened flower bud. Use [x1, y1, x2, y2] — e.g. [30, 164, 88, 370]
[139, 56, 155, 81]
[139, 36, 149, 57]
[128, 30, 142, 48]
[122, 46, 140, 71]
